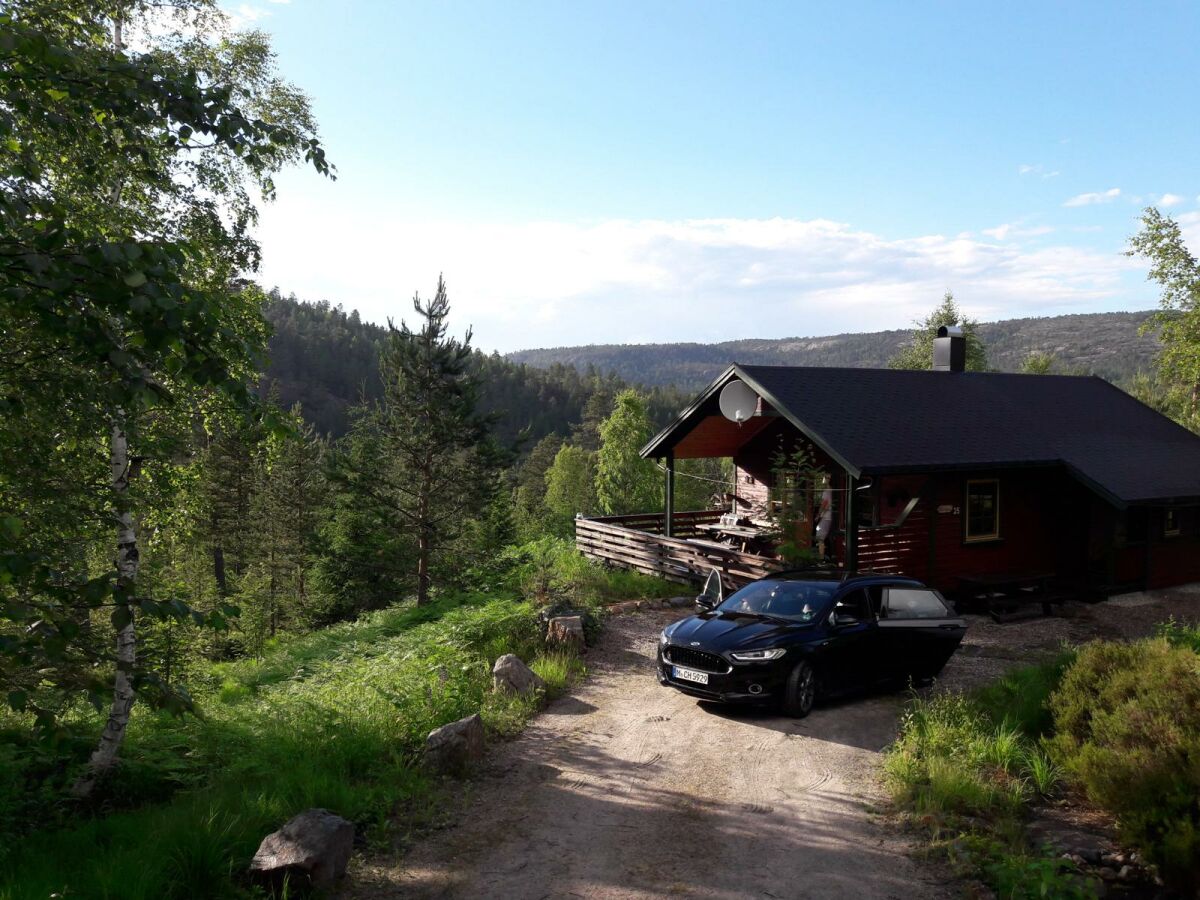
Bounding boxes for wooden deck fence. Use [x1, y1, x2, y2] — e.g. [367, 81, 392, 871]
[575, 511, 782, 589]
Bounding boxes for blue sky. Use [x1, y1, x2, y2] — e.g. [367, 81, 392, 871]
[233, 1, 1200, 352]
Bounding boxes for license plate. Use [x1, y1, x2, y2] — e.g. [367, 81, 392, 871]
[673, 665, 709, 685]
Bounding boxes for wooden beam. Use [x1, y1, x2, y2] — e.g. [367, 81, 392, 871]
[665, 451, 675, 538]
[845, 473, 859, 572]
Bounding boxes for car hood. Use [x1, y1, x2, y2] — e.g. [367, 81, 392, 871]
[667, 612, 812, 652]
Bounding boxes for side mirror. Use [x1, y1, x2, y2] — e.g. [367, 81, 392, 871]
[829, 610, 859, 628]
[697, 568, 723, 612]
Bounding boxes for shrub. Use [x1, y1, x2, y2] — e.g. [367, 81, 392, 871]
[1158, 617, 1200, 654]
[972, 652, 1074, 739]
[885, 693, 1026, 821]
[1049, 638, 1200, 892]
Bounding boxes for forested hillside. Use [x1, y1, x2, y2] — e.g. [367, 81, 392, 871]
[507, 310, 1162, 389]
[261, 293, 690, 440]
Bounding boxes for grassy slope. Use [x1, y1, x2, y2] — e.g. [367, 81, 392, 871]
[0, 595, 579, 900]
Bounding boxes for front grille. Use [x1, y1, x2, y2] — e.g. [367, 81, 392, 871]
[665, 645, 730, 673]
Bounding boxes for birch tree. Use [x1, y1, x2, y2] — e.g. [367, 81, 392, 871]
[1128, 208, 1200, 432]
[0, 2, 329, 787]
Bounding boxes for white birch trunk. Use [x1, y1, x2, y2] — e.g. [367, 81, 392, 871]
[74, 418, 139, 794]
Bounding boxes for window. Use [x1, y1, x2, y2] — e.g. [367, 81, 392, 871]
[965, 479, 1000, 542]
[717, 580, 835, 622]
[884, 587, 951, 620]
[1165, 508, 1181, 537]
[834, 588, 871, 621]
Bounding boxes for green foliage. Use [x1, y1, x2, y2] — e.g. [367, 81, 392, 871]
[544, 444, 598, 534]
[345, 277, 504, 605]
[0, 594, 542, 897]
[261, 294, 694, 442]
[1048, 638, 1200, 891]
[766, 439, 826, 566]
[594, 389, 662, 515]
[0, 0, 328, 745]
[971, 653, 1074, 739]
[885, 668, 1080, 897]
[888, 291, 989, 372]
[1158, 616, 1200, 652]
[1127, 207, 1200, 431]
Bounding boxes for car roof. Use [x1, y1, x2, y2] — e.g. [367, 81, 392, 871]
[762, 569, 926, 589]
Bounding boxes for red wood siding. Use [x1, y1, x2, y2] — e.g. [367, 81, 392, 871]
[1148, 506, 1200, 589]
[856, 475, 933, 579]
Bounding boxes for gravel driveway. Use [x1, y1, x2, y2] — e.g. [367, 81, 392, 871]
[345, 608, 951, 899]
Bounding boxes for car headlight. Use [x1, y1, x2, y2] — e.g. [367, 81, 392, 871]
[730, 647, 787, 662]
[659, 629, 671, 646]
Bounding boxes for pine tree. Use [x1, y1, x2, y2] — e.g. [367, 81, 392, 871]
[374, 277, 502, 605]
[888, 291, 988, 372]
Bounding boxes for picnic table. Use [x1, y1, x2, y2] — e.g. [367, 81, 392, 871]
[957, 571, 1066, 622]
[695, 522, 770, 553]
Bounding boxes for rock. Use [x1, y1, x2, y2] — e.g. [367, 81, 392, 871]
[1098, 867, 1118, 881]
[1077, 847, 1104, 865]
[249, 808, 354, 892]
[492, 654, 546, 697]
[667, 596, 693, 608]
[547, 615, 586, 651]
[1117, 865, 1134, 881]
[423, 713, 485, 776]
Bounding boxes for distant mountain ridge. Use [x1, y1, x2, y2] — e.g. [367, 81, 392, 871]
[507, 310, 1162, 390]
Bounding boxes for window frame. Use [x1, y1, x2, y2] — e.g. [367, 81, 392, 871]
[1164, 508, 1181, 538]
[882, 586, 953, 620]
[964, 478, 1001, 543]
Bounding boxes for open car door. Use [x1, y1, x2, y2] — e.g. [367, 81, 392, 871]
[696, 568, 723, 611]
[876, 586, 966, 682]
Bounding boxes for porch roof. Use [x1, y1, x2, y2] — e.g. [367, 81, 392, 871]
[641, 364, 1200, 507]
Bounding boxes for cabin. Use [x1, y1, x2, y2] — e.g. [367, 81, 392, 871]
[576, 328, 1200, 604]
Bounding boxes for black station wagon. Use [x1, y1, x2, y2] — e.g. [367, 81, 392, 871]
[657, 569, 967, 717]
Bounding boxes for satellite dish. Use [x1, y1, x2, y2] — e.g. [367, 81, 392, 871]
[719, 379, 759, 424]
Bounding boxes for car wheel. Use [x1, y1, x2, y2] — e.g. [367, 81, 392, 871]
[782, 660, 817, 718]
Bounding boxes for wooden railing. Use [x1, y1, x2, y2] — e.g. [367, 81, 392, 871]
[856, 498, 930, 579]
[575, 512, 782, 589]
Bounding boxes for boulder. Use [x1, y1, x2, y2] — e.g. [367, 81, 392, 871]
[547, 615, 586, 652]
[492, 654, 546, 697]
[249, 808, 354, 892]
[423, 712, 485, 776]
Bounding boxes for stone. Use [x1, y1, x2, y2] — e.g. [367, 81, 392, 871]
[1117, 865, 1134, 881]
[1098, 867, 1118, 881]
[422, 713, 485, 776]
[1077, 847, 1104, 866]
[492, 654, 546, 697]
[249, 808, 354, 892]
[547, 615, 586, 651]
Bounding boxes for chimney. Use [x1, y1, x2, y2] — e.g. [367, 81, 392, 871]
[933, 325, 966, 372]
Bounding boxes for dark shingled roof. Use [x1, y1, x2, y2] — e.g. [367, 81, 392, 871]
[647, 365, 1200, 506]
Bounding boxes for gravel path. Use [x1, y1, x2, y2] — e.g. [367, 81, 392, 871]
[344, 609, 950, 900]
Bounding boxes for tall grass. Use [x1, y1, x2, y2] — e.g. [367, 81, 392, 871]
[0, 595, 553, 900]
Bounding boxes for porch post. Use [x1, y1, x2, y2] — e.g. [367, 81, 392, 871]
[664, 451, 675, 538]
[845, 472, 859, 572]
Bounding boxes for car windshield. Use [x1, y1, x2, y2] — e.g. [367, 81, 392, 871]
[716, 580, 835, 622]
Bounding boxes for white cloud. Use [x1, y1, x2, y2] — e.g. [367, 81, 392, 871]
[1159, 193, 1184, 208]
[1018, 164, 1060, 179]
[1063, 188, 1121, 207]
[255, 198, 1149, 352]
[982, 223, 1054, 241]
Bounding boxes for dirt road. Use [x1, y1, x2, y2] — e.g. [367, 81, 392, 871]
[346, 608, 949, 899]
